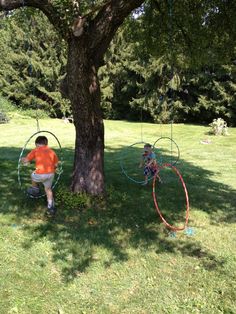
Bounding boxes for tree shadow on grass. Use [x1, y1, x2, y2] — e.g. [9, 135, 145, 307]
[0, 145, 235, 281]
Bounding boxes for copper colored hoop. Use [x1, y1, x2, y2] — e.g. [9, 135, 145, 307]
[152, 163, 189, 231]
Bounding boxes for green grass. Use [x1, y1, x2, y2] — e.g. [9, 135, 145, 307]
[0, 114, 236, 313]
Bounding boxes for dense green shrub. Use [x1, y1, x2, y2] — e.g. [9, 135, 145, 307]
[0, 112, 9, 124]
[55, 185, 90, 211]
[0, 96, 13, 123]
[0, 95, 15, 112]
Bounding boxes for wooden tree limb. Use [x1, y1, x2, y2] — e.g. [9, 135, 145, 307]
[86, 0, 145, 64]
[1, 0, 145, 44]
[0, 0, 68, 38]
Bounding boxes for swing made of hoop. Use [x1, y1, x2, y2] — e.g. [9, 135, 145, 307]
[153, 136, 180, 166]
[18, 130, 63, 199]
[120, 136, 179, 184]
[120, 141, 162, 185]
[152, 163, 189, 231]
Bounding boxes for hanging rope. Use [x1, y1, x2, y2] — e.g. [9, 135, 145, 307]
[168, 0, 174, 114]
[170, 120, 173, 164]
[151, 1, 181, 168]
[167, 0, 175, 160]
[138, 71, 144, 142]
[22, 0, 40, 132]
[168, 0, 174, 63]
[140, 107, 143, 142]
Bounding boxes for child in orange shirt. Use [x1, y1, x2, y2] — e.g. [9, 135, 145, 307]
[21, 135, 59, 216]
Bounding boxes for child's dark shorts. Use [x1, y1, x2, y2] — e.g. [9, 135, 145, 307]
[144, 166, 157, 176]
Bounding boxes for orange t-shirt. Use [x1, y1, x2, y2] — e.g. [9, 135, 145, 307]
[26, 145, 59, 174]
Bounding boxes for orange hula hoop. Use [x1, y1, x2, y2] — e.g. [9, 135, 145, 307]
[152, 163, 189, 231]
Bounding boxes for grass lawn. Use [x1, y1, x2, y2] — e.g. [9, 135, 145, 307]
[0, 113, 236, 313]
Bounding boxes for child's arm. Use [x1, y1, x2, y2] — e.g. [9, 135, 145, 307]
[21, 157, 30, 165]
[139, 156, 145, 168]
[54, 153, 59, 169]
[54, 153, 62, 173]
[21, 149, 36, 165]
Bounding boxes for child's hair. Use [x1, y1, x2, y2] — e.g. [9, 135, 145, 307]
[144, 143, 152, 150]
[35, 136, 48, 146]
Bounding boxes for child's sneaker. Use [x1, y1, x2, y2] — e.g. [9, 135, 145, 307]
[27, 186, 40, 197]
[45, 206, 57, 217]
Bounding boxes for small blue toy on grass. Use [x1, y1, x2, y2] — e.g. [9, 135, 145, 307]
[184, 227, 195, 236]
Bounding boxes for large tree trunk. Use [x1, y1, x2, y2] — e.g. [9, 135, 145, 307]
[67, 38, 105, 195]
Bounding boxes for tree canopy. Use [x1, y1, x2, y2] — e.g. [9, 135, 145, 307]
[99, 0, 236, 124]
[1, 0, 235, 125]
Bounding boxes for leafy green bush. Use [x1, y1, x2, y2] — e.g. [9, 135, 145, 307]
[0, 95, 15, 112]
[0, 96, 13, 123]
[209, 118, 229, 136]
[0, 112, 9, 124]
[55, 185, 90, 211]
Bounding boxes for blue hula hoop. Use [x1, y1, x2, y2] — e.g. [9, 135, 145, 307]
[18, 130, 63, 199]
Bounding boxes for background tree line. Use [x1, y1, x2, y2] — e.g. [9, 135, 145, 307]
[0, 8, 70, 118]
[1, 0, 236, 125]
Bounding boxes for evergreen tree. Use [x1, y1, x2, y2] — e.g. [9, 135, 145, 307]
[179, 63, 236, 125]
[0, 9, 69, 117]
[99, 0, 236, 125]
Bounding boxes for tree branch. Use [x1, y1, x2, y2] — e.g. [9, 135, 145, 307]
[87, 0, 145, 64]
[0, 0, 146, 60]
[0, 0, 68, 38]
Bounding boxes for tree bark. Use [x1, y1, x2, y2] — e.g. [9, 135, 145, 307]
[66, 38, 105, 194]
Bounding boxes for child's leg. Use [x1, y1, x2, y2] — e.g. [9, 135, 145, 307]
[43, 174, 56, 214]
[44, 187, 54, 208]
[31, 180, 39, 188]
[31, 173, 39, 187]
[153, 168, 162, 183]
[144, 175, 148, 184]
[27, 174, 40, 196]
[143, 167, 149, 185]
